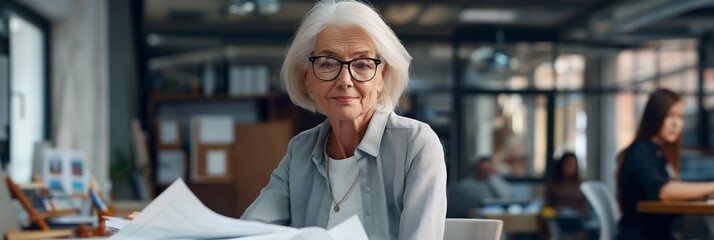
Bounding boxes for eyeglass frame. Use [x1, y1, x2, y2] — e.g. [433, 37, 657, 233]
[307, 56, 383, 82]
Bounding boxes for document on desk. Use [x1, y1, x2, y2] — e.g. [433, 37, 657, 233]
[109, 179, 292, 239]
[109, 179, 368, 240]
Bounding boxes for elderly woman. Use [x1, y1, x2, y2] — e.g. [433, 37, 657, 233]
[240, 0, 447, 239]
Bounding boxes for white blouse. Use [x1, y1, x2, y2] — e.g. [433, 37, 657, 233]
[325, 154, 363, 229]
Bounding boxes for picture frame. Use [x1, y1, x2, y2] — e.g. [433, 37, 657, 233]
[191, 144, 233, 183]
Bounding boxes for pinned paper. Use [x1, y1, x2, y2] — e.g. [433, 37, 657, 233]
[159, 120, 180, 144]
[206, 150, 227, 176]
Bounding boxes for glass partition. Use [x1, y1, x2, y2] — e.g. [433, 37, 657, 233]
[463, 93, 550, 178]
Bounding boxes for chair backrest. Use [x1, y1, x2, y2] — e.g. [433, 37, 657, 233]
[0, 170, 21, 233]
[580, 181, 621, 240]
[444, 218, 503, 240]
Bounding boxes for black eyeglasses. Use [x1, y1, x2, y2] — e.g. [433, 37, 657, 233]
[308, 56, 382, 82]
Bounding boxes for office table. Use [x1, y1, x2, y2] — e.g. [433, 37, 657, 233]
[638, 201, 714, 235]
[483, 213, 540, 234]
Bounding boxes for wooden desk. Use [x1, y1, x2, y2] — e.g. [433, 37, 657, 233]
[4, 229, 74, 240]
[638, 201, 714, 235]
[111, 200, 150, 218]
[638, 201, 714, 215]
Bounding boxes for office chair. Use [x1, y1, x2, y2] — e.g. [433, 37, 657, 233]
[580, 181, 621, 240]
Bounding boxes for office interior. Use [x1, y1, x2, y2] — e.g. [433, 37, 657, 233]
[1, 0, 714, 239]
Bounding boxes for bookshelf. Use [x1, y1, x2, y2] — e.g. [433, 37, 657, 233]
[145, 92, 316, 217]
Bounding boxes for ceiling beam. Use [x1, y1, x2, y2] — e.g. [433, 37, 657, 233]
[595, 0, 714, 35]
[560, 0, 714, 42]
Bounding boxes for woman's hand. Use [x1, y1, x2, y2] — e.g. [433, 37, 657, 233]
[128, 211, 140, 220]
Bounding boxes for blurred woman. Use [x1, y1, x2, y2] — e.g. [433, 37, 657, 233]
[546, 152, 589, 217]
[616, 89, 714, 240]
[544, 152, 590, 239]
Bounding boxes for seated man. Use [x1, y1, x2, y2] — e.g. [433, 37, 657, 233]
[447, 156, 513, 218]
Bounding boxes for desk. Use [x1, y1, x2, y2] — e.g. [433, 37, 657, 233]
[638, 201, 714, 235]
[471, 211, 540, 234]
[111, 200, 150, 217]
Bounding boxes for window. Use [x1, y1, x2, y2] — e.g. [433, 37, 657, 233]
[463, 93, 550, 178]
[4, 4, 50, 183]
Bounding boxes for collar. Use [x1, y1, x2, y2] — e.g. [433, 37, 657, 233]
[310, 110, 391, 166]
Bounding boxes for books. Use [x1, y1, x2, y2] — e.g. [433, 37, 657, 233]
[108, 179, 368, 240]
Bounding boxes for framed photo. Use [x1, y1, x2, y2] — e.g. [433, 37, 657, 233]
[40, 148, 88, 196]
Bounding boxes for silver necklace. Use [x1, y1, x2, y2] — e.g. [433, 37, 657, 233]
[325, 136, 359, 212]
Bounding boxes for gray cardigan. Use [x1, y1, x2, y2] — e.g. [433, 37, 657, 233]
[241, 110, 447, 240]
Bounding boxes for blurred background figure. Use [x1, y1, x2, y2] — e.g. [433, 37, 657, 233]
[544, 152, 592, 240]
[447, 156, 513, 218]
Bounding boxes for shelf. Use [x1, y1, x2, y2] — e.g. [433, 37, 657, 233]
[149, 92, 284, 105]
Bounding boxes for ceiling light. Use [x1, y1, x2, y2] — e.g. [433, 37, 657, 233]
[417, 5, 454, 26]
[492, 29, 510, 71]
[228, 0, 281, 16]
[458, 9, 517, 24]
[147, 34, 163, 46]
[257, 0, 281, 15]
[229, 0, 255, 15]
[384, 3, 422, 25]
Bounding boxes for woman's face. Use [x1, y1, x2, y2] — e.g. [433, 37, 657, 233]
[658, 100, 685, 143]
[304, 25, 385, 122]
[562, 156, 578, 179]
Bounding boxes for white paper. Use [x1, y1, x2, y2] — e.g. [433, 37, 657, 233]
[104, 216, 130, 231]
[233, 227, 330, 240]
[108, 179, 368, 239]
[328, 216, 369, 240]
[196, 116, 234, 144]
[159, 120, 179, 144]
[206, 150, 227, 176]
[229, 216, 367, 240]
[109, 179, 292, 239]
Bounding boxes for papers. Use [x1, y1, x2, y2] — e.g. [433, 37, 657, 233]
[109, 179, 368, 240]
[110, 179, 292, 239]
[104, 216, 130, 232]
[327, 215, 369, 240]
[233, 216, 367, 240]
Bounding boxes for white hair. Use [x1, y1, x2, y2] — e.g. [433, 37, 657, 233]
[281, 0, 411, 113]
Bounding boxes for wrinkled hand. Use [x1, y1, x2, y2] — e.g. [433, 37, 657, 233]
[128, 211, 140, 220]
